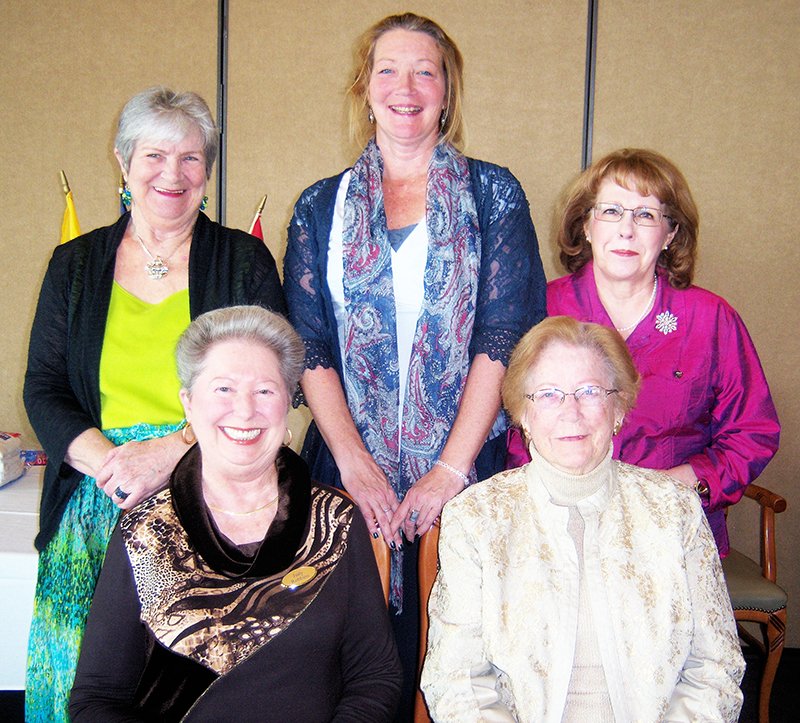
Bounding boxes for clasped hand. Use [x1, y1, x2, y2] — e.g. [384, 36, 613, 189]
[95, 435, 178, 510]
[343, 455, 464, 549]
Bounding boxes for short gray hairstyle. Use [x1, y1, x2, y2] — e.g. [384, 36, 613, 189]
[176, 306, 305, 399]
[115, 87, 219, 178]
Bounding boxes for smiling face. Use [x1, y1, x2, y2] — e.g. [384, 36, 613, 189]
[520, 341, 622, 476]
[585, 178, 678, 286]
[368, 28, 447, 151]
[116, 129, 207, 231]
[180, 339, 290, 483]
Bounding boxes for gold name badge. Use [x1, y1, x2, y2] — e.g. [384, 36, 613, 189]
[281, 565, 317, 590]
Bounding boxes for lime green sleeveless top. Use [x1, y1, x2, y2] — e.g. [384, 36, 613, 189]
[99, 282, 191, 428]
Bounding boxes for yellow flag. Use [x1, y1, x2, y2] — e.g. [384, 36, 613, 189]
[59, 171, 81, 244]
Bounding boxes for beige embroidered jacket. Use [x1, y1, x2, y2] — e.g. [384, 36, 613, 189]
[421, 461, 744, 722]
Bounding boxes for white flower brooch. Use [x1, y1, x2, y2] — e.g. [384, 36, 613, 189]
[655, 310, 678, 335]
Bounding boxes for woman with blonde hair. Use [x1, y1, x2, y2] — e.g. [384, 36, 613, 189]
[283, 12, 545, 715]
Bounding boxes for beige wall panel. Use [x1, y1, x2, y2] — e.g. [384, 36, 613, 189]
[0, 1, 218, 444]
[226, 1, 587, 443]
[225, 0, 586, 269]
[593, 1, 800, 644]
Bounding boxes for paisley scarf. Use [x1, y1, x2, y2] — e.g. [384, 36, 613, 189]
[341, 139, 481, 607]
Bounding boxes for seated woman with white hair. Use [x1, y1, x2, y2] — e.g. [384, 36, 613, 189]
[69, 306, 401, 721]
[422, 316, 744, 722]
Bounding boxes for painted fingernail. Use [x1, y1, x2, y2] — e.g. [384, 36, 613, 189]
[389, 541, 396, 550]
[415, 534, 420, 543]
[372, 532, 379, 539]
[398, 543, 404, 552]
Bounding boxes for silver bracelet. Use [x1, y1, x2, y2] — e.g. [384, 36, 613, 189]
[434, 459, 469, 486]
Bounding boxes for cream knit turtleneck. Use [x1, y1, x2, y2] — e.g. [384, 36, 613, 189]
[528, 441, 612, 505]
[529, 441, 616, 722]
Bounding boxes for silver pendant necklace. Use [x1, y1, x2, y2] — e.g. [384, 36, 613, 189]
[616, 274, 658, 333]
[135, 233, 187, 280]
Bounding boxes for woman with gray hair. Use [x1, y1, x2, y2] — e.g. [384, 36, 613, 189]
[422, 316, 744, 721]
[23, 88, 285, 721]
[69, 306, 401, 721]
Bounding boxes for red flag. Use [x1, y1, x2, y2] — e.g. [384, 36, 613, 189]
[249, 214, 263, 241]
[248, 194, 267, 240]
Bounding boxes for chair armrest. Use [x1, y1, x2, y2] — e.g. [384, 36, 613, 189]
[743, 483, 787, 512]
[742, 483, 787, 583]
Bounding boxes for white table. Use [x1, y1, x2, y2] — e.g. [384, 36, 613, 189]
[0, 466, 42, 689]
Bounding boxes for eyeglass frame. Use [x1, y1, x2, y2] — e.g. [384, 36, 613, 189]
[524, 385, 619, 407]
[590, 202, 675, 227]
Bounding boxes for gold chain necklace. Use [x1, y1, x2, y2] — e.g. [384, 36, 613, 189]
[205, 491, 280, 516]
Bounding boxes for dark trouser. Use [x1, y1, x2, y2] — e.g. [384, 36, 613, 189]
[301, 423, 507, 722]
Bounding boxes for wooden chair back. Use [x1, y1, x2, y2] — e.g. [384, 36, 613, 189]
[722, 483, 788, 723]
[337, 489, 391, 606]
[414, 520, 440, 722]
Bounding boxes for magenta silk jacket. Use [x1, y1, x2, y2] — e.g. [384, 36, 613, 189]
[507, 262, 780, 555]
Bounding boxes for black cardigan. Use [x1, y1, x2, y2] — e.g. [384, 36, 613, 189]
[23, 212, 286, 549]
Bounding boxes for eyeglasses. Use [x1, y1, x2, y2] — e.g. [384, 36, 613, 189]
[525, 385, 619, 410]
[592, 202, 674, 227]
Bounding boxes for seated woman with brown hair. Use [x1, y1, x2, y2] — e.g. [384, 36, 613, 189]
[69, 306, 400, 722]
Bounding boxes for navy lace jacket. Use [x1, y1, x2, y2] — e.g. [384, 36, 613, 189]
[283, 158, 546, 379]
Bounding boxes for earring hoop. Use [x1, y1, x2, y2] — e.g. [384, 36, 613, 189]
[283, 427, 293, 447]
[181, 423, 197, 445]
[368, 107, 375, 124]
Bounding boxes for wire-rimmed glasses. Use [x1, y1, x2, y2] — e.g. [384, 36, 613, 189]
[592, 202, 674, 227]
[524, 385, 619, 410]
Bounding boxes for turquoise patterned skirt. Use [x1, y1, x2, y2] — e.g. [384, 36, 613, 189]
[25, 421, 183, 723]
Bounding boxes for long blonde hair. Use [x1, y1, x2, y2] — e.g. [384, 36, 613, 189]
[346, 13, 466, 149]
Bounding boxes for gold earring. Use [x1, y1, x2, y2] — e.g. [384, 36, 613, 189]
[181, 423, 197, 445]
[283, 427, 293, 447]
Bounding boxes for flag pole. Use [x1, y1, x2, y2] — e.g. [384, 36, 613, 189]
[248, 194, 267, 235]
[59, 170, 81, 244]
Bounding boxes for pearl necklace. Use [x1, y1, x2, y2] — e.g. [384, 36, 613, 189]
[205, 491, 280, 516]
[615, 274, 658, 333]
[135, 233, 189, 280]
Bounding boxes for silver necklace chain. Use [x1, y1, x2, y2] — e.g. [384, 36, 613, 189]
[615, 274, 658, 332]
[135, 233, 188, 280]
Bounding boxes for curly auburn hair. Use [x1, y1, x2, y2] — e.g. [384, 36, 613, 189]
[556, 148, 699, 289]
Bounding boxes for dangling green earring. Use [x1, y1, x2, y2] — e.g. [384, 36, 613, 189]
[200, 195, 208, 211]
[119, 181, 132, 208]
